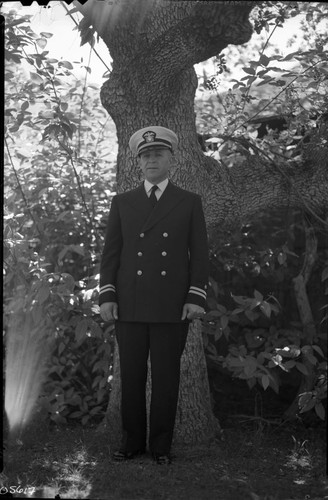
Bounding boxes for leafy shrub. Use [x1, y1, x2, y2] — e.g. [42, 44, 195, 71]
[195, 2, 328, 421]
[4, 7, 116, 426]
[202, 209, 327, 420]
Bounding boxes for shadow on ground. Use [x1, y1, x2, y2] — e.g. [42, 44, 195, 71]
[1, 413, 327, 500]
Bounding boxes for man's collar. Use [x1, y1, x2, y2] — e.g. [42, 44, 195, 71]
[144, 178, 169, 193]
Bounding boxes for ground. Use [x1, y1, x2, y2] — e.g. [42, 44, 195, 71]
[1, 420, 327, 499]
[1, 378, 327, 500]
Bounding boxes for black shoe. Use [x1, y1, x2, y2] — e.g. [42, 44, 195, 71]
[113, 449, 145, 462]
[153, 453, 172, 465]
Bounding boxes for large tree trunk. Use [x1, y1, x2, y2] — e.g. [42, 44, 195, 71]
[102, 321, 220, 450]
[75, 0, 328, 444]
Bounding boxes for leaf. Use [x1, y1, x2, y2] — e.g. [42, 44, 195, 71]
[36, 38, 47, 49]
[242, 67, 256, 75]
[245, 310, 259, 322]
[71, 244, 85, 256]
[40, 32, 53, 39]
[82, 415, 90, 425]
[312, 345, 325, 357]
[30, 72, 43, 84]
[52, 413, 67, 425]
[245, 331, 265, 348]
[9, 125, 21, 133]
[244, 356, 258, 377]
[60, 102, 69, 112]
[59, 60, 74, 70]
[58, 342, 66, 356]
[5, 51, 22, 64]
[295, 362, 309, 375]
[254, 290, 263, 302]
[259, 54, 270, 67]
[70, 411, 83, 418]
[231, 308, 245, 315]
[232, 294, 247, 306]
[256, 77, 275, 87]
[277, 252, 286, 265]
[282, 51, 300, 61]
[21, 101, 30, 111]
[261, 374, 270, 390]
[75, 318, 88, 343]
[90, 406, 102, 415]
[214, 329, 223, 341]
[220, 315, 229, 330]
[284, 360, 296, 370]
[41, 110, 56, 119]
[315, 403, 325, 420]
[305, 353, 318, 366]
[321, 267, 328, 281]
[260, 301, 271, 318]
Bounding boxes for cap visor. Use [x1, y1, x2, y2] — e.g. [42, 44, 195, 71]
[138, 144, 172, 155]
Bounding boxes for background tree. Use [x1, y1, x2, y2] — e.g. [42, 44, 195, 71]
[3, 1, 327, 442]
[73, 0, 327, 445]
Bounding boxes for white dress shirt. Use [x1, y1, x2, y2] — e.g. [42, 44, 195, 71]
[144, 178, 169, 201]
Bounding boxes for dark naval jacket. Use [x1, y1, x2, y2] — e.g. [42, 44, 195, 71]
[99, 181, 209, 323]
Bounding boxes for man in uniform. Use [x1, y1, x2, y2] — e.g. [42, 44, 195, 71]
[99, 126, 209, 465]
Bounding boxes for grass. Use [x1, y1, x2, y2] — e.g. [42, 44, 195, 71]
[1, 415, 327, 500]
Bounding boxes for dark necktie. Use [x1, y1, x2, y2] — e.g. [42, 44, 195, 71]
[149, 185, 158, 208]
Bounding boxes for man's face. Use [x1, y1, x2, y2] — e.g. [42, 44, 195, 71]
[138, 147, 173, 184]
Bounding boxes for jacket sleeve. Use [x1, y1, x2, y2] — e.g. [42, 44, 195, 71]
[185, 194, 209, 308]
[99, 196, 122, 305]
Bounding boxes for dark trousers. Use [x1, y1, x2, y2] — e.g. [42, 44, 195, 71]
[115, 321, 189, 455]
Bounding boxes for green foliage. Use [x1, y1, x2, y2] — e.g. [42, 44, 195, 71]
[298, 369, 327, 420]
[203, 209, 327, 420]
[197, 2, 328, 169]
[4, 8, 116, 425]
[195, 2, 328, 421]
[4, 4, 327, 427]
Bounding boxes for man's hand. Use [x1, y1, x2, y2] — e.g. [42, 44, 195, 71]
[100, 302, 119, 322]
[181, 303, 205, 320]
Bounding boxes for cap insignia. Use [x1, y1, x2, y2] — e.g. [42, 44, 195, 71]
[143, 131, 156, 143]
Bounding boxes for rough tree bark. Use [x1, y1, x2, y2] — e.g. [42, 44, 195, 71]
[284, 219, 318, 419]
[75, 0, 328, 443]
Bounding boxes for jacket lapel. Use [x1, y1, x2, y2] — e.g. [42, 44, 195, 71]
[126, 184, 153, 221]
[141, 181, 185, 232]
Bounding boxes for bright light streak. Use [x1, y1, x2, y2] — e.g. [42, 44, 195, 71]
[5, 310, 53, 436]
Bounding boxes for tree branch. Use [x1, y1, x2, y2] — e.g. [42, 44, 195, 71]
[4, 138, 41, 234]
[216, 134, 328, 229]
[75, 0, 254, 88]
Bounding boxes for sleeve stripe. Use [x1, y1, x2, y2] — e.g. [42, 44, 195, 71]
[188, 288, 207, 299]
[189, 286, 206, 295]
[99, 284, 116, 295]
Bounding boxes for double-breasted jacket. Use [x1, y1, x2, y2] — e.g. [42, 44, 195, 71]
[99, 181, 209, 323]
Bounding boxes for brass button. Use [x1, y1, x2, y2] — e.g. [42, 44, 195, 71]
[163, 232, 168, 237]
[161, 271, 167, 276]
[140, 233, 145, 238]
[161, 251, 167, 256]
[137, 252, 143, 257]
[137, 270, 143, 276]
